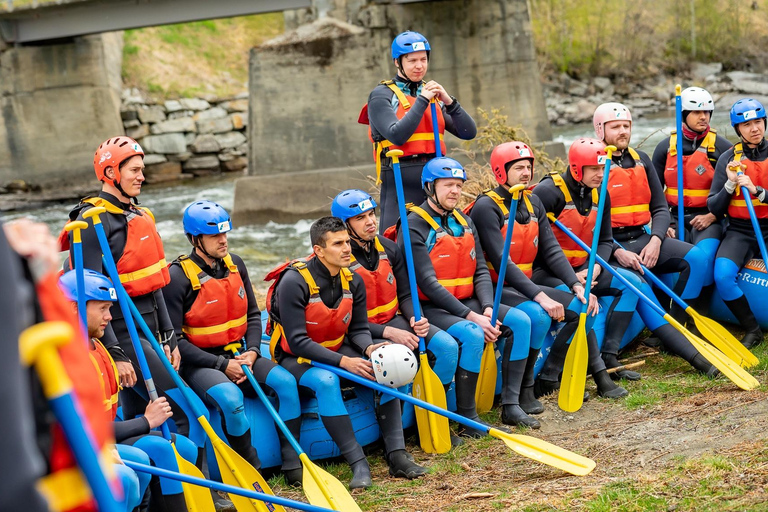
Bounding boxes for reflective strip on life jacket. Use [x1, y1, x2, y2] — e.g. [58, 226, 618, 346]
[608, 147, 652, 227]
[728, 142, 768, 219]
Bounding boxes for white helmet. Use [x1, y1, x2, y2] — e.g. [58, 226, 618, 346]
[681, 87, 714, 112]
[371, 344, 417, 388]
[593, 102, 632, 141]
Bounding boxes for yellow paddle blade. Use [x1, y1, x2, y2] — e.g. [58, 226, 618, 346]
[198, 417, 285, 512]
[412, 353, 452, 454]
[488, 428, 596, 476]
[475, 342, 497, 413]
[687, 307, 760, 368]
[558, 314, 589, 412]
[299, 454, 362, 512]
[665, 315, 760, 390]
[174, 445, 216, 512]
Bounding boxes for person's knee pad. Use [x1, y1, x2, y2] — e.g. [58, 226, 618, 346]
[131, 436, 184, 495]
[299, 368, 347, 417]
[610, 271, 641, 312]
[681, 245, 707, 299]
[515, 300, 551, 351]
[425, 330, 459, 386]
[170, 434, 198, 465]
[696, 238, 721, 286]
[114, 463, 141, 512]
[500, 307, 531, 360]
[714, 257, 743, 301]
[207, 382, 249, 438]
[265, 365, 301, 421]
[164, 387, 207, 448]
[635, 281, 667, 331]
[116, 444, 151, 499]
[447, 320, 485, 373]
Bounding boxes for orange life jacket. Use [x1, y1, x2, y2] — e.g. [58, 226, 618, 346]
[409, 206, 476, 300]
[89, 339, 120, 420]
[728, 142, 768, 220]
[177, 254, 248, 348]
[608, 147, 652, 227]
[264, 260, 354, 360]
[549, 173, 598, 268]
[36, 272, 119, 512]
[349, 237, 399, 325]
[664, 130, 718, 208]
[362, 80, 446, 185]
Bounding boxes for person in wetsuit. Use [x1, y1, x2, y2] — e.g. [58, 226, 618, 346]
[362, 30, 476, 232]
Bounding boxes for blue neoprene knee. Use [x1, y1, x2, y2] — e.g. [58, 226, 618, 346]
[172, 434, 198, 465]
[114, 463, 140, 512]
[500, 307, 531, 361]
[299, 367, 347, 417]
[131, 436, 184, 495]
[611, 271, 640, 313]
[681, 245, 707, 300]
[696, 238, 721, 287]
[515, 300, 550, 350]
[164, 387, 207, 448]
[446, 320, 485, 373]
[265, 365, 301, 421]
[425, 329, 459, 386]
[636, 280, 666, 331]
[714, 257, 743, 301]
[116, 444, 150, 505]
[207, 382, 249, 437]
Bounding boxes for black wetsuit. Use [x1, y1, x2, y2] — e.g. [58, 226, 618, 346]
[368, 76, 476, 232]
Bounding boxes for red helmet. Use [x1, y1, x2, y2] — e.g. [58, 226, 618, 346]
[568, 137, 608, 182]
[94, 136, 144, 186]
[490, 141, 534, 185]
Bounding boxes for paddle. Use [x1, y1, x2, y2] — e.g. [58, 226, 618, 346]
[558, 145, 616, 413]
[63, 220, 89, 338]
[224, 343, 361, 512]
[125, 462, 334, 512]
[431, 100, 442, 158]
[612, 239, 758, 368]
[386, 148, 451, 454]
[19, 321, 123, 512]
[736, 169, 768, 264]
[675, 84, 685, 241]
[310, 361, 596, 476]
[549, 215, 760, 390]
[476, 183, 527, 413]
[82, 206, 281, 512]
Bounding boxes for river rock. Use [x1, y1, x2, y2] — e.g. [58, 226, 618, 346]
[138, 105, 166, 124]
[193, 107, 228, 121]
[140, 134, 187, 154]
[179, 98, 211, 111]
[122, 88, 145, 105]
[151, 117, 196, 134]
[230, 113, 247, 130]
[142, 153, 168, 165]
[190, 134, 221, 153]
[126, 124, 150, 140]
[183, 155, 220, 171]
[164, 100, 184, 112]
[168, 110, 195, 120]
[123, 119, 141, 128]
[197, 117, 233, 134]
[727, 71, 768, 96]
[692, 62, 722, 80]
[236, 143, 248, 155]
[184, 132, 196, 145]
[121, 109, 139, 121]
[222, 156, 248, 172]
[168, 152, 193, 162]
[215, 131, 247, 149]
[144, 161, 182, 184]
[220, 99, 248, 113]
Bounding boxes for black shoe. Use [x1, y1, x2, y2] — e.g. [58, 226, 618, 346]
[598, 386, 628, 398]
[642, 336, 662, 348]
[212, 491, 236, 512]
[519, 386, 545, 415]
[593, 369, 629, 398]
[603, 354, 642, 381]
[741, 328, 764, 350]
[387, 450, 428, 479]
[283, 467, 303, 487]
[450, 432, 464, 447]
[690, 354, 720, 378]
[533, 378, 559, 398]
[349, 459, 372, 490]
[501, 404, 540, 429]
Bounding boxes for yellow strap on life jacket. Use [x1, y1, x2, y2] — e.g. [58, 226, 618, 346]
[611, 204, 650, 215]
[82, 197, 156, 222]
[410, 205, 468, 231]
[374, 133, 444, 185]
[366, 297, 399, 319]
[119, 259, 168, 285]
[668, 129, 718, 157]
[38, 467, 93, 512]
[665, 188, 709, 198]
[627, 147, 642, 161]
[178, 254, 238, 290]
[550, 172, 598, 205]
[485, 189, 535, 217]
[183, 315, 248, 337]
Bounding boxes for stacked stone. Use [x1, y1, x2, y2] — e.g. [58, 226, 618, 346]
[120, 90, 249, 184]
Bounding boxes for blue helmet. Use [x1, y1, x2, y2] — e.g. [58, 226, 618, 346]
[391, 31, 431, 60]
[58, 269, 117, 302]
[421, 157, 467, 189]
[730, 98, 766, 128]
[183, 200, 232, 237]
[331, 189, 377, 222]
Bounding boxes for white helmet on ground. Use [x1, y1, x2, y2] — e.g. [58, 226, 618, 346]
[681, 87, 714, 112]
[371, 344, 417, 388]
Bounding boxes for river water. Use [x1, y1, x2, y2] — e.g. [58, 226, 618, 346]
[0, 108, 735, 291]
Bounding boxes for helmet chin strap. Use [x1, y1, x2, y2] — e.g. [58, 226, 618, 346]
[346, 223, 370, 248]
[193, 236, 221, 268]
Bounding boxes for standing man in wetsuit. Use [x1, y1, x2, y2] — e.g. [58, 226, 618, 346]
[268, 217, 426, 490]
[709, 98, 768, 349]
[363, 30, 477, 232]
[164, 200, 304, 486]
[61, 136, 191, 440]
[331, 189, 459, 430]
[652, 87, 731, 312]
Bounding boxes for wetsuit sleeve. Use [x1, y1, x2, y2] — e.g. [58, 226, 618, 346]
[531, 197, 579, 288]
[442, 100, 477, 140]
[368, 86, 430, 145]
[114, 417, 150, 443]
[469, 195, 541, 300]
[400, 214, 472, 318]
[277, 271, 344, 366]
[233, 255, 262, 356]
[531, 178, 566, 218]
[640, 151, 671, 238]
[346, 274, 375, 355]
[154, 289, 177, 351]
[384, 238, 416, 321]
[652, 138, 670, 188]
[708, 148, 736, 217]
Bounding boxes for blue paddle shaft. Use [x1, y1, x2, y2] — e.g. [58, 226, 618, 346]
[124, 461, 331, 512]
[73, 237, 88, 335]
[738, 172, 768, 263]
[580, 150, 613, 311]
[431, 101, 442, 158]
[675, 91, 685, 241]
[491, 191, 522, 325]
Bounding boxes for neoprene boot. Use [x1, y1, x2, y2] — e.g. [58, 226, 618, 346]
[149, 478, 189, 512]
[377, 398, 427, 478]
[690, 353, 720, 378]
[500, 346, 540, 429]
[593, 369, 628, 398]
[600, 311, 641, 380]
[670, 302, 688, 327]
[518, 348, 544, 415]
[724, 296, 764, 349]
[349, 459, 373, 490]
[280, 418, 303, 487]
[225, 430, 261, 470]
[321, 415, 370, 489]
[387, 450, 428, 479]
[603, 354, 641, 381]
[455, 368, 489, 438]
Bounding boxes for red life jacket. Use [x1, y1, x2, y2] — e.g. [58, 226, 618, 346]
[549, 173, 597, 268]
[664, 130, 718, 208]
[89, 339, 120, 421]
[349, 237, 399, 325]
[264, 259, 354, 360]
[177, 254, 248, 348]
[409, 206, 476, 300]
[58, 197, 170, 297]
[360, 80, 446, 185]
[728, 142, 768, 220]
[36, 272, 120, 512]
[608, 147, 652, 227]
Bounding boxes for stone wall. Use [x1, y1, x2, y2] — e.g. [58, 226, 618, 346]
[119, 91, 249, 183]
